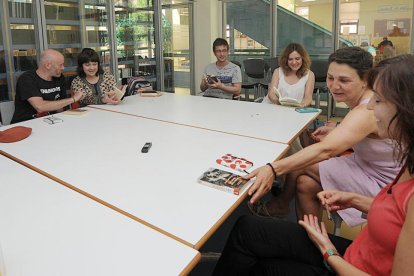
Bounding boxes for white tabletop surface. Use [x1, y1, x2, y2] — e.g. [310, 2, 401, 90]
[1, 108, 288, 248]
[0, 155, 199, 276]
[90, 93, 319, 144]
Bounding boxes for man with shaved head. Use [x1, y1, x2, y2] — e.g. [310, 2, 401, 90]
[11, 49, 84, 123]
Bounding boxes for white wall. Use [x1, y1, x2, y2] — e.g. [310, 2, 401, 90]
[193, 0, 222, 94]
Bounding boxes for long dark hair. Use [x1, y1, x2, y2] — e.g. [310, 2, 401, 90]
[366, 55, 414, 173]
[77, 48, 104, 78]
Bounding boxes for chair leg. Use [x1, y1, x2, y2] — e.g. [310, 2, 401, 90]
[332, 212, 343, 236]
[327, 92, 333, 120]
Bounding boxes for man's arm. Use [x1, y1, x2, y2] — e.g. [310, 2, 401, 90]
[28, 91, 83, 113]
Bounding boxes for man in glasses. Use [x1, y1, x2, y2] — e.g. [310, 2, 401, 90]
[200, 38, 241, 100]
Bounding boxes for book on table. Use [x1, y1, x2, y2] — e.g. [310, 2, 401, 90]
[198, 167, 250, 195]
[63, 108, 89, 115]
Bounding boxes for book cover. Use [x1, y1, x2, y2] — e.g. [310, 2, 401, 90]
[198, 167, 250, 195]
[113, 86, 126, 101]
[63, 108, 89, 115]
[216, 153, 253, 172]
[139, 90, 162, 97]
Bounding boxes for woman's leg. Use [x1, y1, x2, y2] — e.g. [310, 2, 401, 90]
[295, 163, 323, 220]
[214, 215, 334, 276]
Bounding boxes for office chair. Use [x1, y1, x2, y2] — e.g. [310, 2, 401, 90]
[242, 59, 268, 101]
[310, 59, 335, 119]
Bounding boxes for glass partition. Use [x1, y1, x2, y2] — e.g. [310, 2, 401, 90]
[114, 0, 156, 86]
[225, 0, 271, 61]
[162, 3, 191, 93]
[44, 0, 112, 86]
[278, 0, 335, 60]
[339, 0, 413, 64]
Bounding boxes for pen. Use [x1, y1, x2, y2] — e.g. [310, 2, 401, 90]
[325, 204, 332, 220]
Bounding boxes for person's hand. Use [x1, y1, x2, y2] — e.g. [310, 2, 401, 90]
[73, 91, 85, 102]
[317, 190, 355, 212]
[208, 78, 223, 89]
[103, 91, 120, 105]
[298, 214, 336, 253]
[311, 125, 334, 142]
[244, 165, 275, 204]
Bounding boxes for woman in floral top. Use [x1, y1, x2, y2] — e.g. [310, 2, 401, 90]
[71, 48, 120, 106]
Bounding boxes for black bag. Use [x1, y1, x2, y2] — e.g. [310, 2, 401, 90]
[125, 77, 152, 97]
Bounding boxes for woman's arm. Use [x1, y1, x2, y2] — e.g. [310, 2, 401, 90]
[267, 68, 280, 104]
[391, 194, 414, 275]
[247, 103, 378, 204]
[317, 190, 374, 214]
[300, 70, 315, 107]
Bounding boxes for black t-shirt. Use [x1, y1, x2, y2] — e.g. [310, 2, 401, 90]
[11, 70, 66, 124]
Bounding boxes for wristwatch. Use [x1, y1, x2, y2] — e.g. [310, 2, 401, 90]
[323, 248, 339, 260]
[323, 249, 340, 272]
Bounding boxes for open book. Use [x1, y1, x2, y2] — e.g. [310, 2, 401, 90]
[113, 86, 127, 101]
[198, 167, 250, 195]
[275, 87, 302, 107]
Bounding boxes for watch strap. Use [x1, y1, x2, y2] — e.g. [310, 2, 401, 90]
[323, 249, 340, 260]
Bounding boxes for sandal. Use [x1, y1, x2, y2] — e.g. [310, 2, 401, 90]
[247, 200, 289, 219]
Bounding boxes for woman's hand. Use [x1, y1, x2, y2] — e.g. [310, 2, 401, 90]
[244, 165, 275, 204]
[317, 190, 355, 212]
[311, 125, 335, 142]
[298, 214, 336, 253]
[103, 91, 120, 105]
[73, 91, 85, 102]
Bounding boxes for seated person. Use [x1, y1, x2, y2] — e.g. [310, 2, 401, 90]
[214, 55, 414, 276]
[246, 47, 400, 226]
[264, 43, 315, 107]
[200, 38, 241, 99]
[11, 49, 84, 124]
[71, 48, 121, 106]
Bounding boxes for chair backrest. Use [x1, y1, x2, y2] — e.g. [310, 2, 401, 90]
[310, 59, 329, 82]
[264, 57, 279, 74]
[230, 60, 242, 69]
[243, 59, 266, 79]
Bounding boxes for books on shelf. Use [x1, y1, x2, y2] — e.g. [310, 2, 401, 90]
[198, 167, 250, 195]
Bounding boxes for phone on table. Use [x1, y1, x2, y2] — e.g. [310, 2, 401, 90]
[295, 107, 319, 113]
[141, 142, 152, 153]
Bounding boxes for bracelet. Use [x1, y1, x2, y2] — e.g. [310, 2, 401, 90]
[266, 163, 277, 179]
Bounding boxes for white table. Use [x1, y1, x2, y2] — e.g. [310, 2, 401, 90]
[1, 108, 288, 249]
[90, 93, 319, 144]
[0, 155, 199, 276]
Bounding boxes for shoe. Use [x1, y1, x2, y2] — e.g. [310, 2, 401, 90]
[270, 177, 283, 197]
[247, 200, 289, 219]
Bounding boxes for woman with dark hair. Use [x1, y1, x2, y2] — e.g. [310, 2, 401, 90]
[71, 48, 120, 106]
[265, 43, 315, 107]
[247, 47, 400, 227]
[214, 54, 414, 276]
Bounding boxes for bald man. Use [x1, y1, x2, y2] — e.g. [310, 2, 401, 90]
[11, 49, 84, 123]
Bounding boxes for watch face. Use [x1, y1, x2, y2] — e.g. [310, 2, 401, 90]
[326, 249, 335, 256]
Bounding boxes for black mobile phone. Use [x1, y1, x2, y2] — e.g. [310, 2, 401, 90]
[141, 142, 152, 153]
[207, 76, 218, 84]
